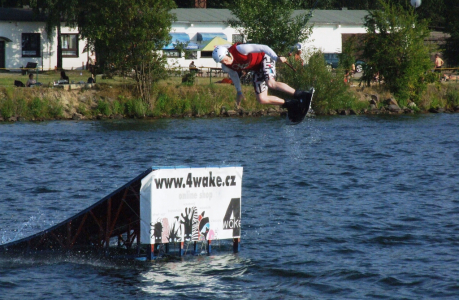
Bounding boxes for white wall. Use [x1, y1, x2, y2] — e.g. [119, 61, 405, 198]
[304, 24, 367, 54]
[60, 25, 88, 71]
[0, 21, 87, 71]
[1, 21, 48, 71]
[165, 23, 367, 70]
[1, 19, 367, 72]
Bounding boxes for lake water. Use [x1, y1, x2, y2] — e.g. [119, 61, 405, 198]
[1, 114, 458, 299]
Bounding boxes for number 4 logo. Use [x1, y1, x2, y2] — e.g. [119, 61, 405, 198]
[223, 198, 241, 237]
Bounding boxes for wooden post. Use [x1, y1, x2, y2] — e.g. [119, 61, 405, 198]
[193, 241, 198, 254]
[147, 244, 155, 260]
[207, 240, 211, 255]
[179, 242, 184, 257]
[233, 238, 240, 253]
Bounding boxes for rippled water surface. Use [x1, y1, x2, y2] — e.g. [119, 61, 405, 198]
[1, 114, 459, 299]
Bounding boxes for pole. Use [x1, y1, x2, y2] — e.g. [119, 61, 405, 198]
[284, 61, 296, 72]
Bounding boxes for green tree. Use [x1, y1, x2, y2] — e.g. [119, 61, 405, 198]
[78, 0, 176, 104]
[338, 35, 357, 71]
[361, 0, 432, 103]
[227, 0, 313, 55]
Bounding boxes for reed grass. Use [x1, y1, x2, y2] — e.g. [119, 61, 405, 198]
[0, 68, 457, 121]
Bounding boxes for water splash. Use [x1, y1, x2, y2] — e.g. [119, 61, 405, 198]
[1, 212, 55, 245]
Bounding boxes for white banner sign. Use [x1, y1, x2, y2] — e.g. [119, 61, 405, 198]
[140, 166, 243, 244]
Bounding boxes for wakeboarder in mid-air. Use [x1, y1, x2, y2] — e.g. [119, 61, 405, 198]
[212, 43, 314, 124]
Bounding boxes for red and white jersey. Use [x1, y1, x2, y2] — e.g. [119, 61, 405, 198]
[221, 43, 279, 92]
[224, 44, 279, 71]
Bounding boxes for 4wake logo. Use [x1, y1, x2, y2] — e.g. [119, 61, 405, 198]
[154, 171, 237, 189]
[223, 198, 241, 236]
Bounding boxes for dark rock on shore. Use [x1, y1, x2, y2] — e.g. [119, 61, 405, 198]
[72, 113, 85, 120]
[388, 104, 401, 112]
[429, 107, 445, 113]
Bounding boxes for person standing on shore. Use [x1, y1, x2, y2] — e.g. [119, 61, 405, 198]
[435, 53, 444, 80]
[212, 43, 313, 123]
[294, 49, 304, 66]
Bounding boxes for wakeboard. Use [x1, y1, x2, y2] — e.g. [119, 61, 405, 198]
[286, 87, 315, 125]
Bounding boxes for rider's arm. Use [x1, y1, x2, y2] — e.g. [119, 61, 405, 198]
[222, 64, 244, 107]
[222, 64, 242, 93]
[235, 44, 279, 62]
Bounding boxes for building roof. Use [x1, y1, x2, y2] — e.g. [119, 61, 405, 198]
[0, 7, 368, 26]
[171, 8, 236, 24]
[294, 9, 368, 25]
[171, 8, 368, 26]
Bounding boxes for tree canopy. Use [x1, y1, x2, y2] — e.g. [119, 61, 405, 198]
[27, 0, 176, 103]
[227, 0, 312, 55]
[80, 0, 177, 102]
[361, 0, 432, 102]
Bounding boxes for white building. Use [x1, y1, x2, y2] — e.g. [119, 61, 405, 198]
[0, 7, 88, 71]
[0, 7, 368, 71]
[166, 8, 368, 69]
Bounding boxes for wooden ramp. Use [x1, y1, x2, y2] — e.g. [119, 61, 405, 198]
[0, 168, 153, 255]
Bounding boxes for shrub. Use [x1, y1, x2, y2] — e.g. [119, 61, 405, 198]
[112, 100, 124, 115]
[190, 94, 207, 115]
[281, 50, 360, 114]
[153, 94, 170, 116]
[48, 101, 63, 118]
[446, 89, 459, 107]
[126, 98, 147, 117]
[0, 98, 14, 118]
[133, 98, 147, 117]
[169, 97, 186, 116]
[425, 72, 438, 84]
[429, 96, 443, 109]
[29, 97, 47, 119]
[15, 98, 27, 117]
[97, 100, 112, 116]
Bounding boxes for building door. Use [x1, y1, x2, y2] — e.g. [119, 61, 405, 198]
[0, 41, 5, 70]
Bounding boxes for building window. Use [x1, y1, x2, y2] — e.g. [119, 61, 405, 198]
[164, 50, 181, 58]
[22, 33, 40, 57]
[61, 34, 78, 57]
[232, 34, 244, 43]
[201, 51, 213, 58]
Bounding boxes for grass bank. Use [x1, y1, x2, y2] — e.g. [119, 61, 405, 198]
[0, 69, 458, 121]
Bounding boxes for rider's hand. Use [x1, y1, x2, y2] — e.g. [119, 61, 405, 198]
[278, 56, 287, 64]
[236, 93, 244, 108]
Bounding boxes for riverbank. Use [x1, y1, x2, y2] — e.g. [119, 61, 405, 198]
[1, 72, 459, 122]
